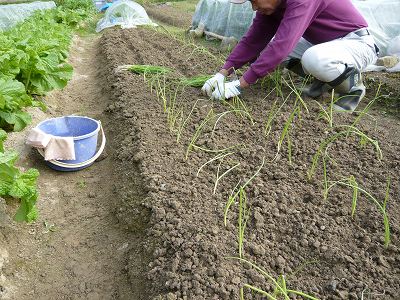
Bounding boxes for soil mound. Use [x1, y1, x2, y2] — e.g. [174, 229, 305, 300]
[101, 27, 400, 299]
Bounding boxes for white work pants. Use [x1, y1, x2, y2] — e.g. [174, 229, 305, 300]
[288, 30, 378, 83]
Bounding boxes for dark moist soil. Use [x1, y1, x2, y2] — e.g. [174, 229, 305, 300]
[100, 27, 400, 300]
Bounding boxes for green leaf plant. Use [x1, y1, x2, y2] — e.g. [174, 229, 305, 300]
[0, 130, 39, 222]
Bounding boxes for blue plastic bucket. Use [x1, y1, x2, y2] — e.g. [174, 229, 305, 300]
[37, 116, 102, 171]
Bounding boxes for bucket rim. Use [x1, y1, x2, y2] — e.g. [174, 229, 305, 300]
[36, 115, 100, 141]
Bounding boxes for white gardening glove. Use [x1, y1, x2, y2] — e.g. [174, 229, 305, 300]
[211, 80, 241, 101]
[201, 72, 226, 97]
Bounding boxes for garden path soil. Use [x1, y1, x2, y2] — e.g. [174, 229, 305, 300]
[0, 35, 144, 299]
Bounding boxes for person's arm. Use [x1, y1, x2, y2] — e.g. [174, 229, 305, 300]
[221, 12, 279, 76]
[243, 0, 322, 84]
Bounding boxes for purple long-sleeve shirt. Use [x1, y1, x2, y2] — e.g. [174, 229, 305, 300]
[223, 0, 368, 84]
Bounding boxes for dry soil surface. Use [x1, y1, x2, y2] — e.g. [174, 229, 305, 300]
[100, 27, 400, 299]
[1, 17, 400, 300]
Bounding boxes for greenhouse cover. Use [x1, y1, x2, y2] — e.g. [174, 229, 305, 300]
[0, 1, 56, 30]
[96, 0, 157, 32]
[191, 0, 400, 57]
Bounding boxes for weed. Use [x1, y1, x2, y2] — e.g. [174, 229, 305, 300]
[77, 180, 86, 188]
[43, 220, 56, 233]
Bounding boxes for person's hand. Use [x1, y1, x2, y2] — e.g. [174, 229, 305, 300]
[211, 80, 241, 101]
[201, 73, 225, 97]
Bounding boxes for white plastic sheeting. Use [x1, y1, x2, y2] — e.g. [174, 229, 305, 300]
[191, 0, 255, 40]
[0, 1, 56, 30]
[191, 0, 400, 58]
[96, 0, 157, 32]
[353, 0, 400, 57]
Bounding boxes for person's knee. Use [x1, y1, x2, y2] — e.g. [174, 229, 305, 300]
[301, 47, 347, 82]
[301, 47, 324, 78]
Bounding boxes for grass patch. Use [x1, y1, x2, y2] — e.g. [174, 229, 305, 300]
[170, 0, 198, 13]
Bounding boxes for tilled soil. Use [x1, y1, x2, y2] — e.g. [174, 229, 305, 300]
[145, 3, 193, 29]
[101, 27, 400, 299]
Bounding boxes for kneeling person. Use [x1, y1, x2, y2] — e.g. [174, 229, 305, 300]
[201, 0, 378, 112]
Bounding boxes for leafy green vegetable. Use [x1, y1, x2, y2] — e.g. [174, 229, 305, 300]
[6, 11, 74, 95]
[0, 78, 33, 131]
[0, 35, 27, 79]
[0, 130, 7, 153]
[0, 0, 94, 224]
[22, 53, 73, 95]
[54, 0, 96, 12]
[0, 146, 39, 222]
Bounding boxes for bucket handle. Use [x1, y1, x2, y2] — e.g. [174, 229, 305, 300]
[38, 122, 106, 169]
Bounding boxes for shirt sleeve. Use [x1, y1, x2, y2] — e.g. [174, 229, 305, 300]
[243, 0, 322, 84]
[222, 12, 279, 74]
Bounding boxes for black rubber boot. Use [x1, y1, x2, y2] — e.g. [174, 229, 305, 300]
[285, 59, 331, 98]
[286, 58, 307, 78]
[301, 79, 331, 98]
[328, 66, 365, 112]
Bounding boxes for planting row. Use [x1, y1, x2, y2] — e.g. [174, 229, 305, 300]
[102, 27, 399, 299]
